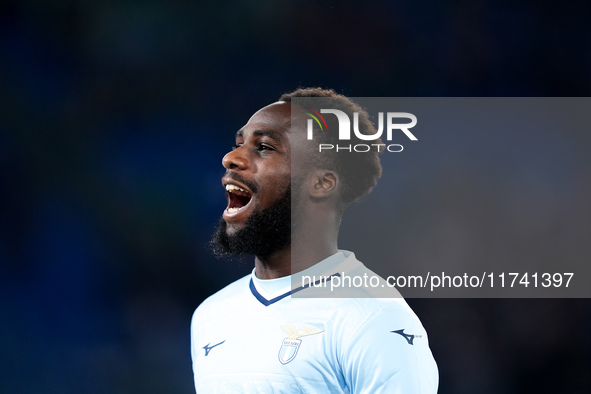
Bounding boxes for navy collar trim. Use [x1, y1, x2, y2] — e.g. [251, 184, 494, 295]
[249, 273, 341, 307]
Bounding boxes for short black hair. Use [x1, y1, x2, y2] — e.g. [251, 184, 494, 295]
[279, 87, 382, 207]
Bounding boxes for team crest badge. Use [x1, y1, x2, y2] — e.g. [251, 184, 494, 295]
[278, 324, 324, 365]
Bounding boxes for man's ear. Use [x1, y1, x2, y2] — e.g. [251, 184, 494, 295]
[309, 169, 339, 199]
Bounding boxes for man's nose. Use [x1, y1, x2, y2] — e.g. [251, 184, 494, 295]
[222, 147, 249, 170]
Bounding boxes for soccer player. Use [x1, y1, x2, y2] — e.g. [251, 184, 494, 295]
[191, 88, 438, 393]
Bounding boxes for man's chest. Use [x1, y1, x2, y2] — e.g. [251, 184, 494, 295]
[192, 307, 346, 393]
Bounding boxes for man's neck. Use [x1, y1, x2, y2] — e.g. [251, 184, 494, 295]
[254, 248, 291, 279]
[254, 241, 337, 280]
[254, 207, 341, 279]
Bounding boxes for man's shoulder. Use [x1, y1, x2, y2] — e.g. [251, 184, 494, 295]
[298, 251, 415, 314]
[322, 291, 422, 335]
[297, 252, 424, 331]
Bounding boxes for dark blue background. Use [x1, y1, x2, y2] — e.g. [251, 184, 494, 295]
[1, 1, 590, 393]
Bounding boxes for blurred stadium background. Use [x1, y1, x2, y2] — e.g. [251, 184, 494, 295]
[1, 1, 590, 393]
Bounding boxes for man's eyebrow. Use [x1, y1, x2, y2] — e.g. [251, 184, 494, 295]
[235, 129, 283, 144]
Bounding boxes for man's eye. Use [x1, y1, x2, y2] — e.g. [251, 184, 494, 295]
[258, 144, 274, 151]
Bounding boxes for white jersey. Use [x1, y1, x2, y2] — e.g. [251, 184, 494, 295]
[191, 251, 438, 393]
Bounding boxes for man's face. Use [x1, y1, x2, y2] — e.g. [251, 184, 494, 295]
[211, 102, 304, 257]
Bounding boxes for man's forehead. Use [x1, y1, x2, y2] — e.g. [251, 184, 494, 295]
[247, 101, 290, 127]
[235, 102, 292, 139]
[236, 101, 310, 147]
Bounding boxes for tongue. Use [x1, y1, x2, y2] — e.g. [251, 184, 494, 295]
[230, 193, 251, 208]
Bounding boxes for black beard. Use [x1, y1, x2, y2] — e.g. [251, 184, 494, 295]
[210, 185, 292, 259]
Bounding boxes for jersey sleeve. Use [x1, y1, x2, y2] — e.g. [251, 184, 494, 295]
[340, 303, 438, 394]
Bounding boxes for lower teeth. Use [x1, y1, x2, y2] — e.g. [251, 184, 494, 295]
[227, 207, 241, 213]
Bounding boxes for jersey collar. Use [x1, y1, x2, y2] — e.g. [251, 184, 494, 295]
[249, 251, 353, 306]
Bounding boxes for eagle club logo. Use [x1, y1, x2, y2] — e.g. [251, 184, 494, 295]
[278, 324, 324, 365]
[304, 107, 418, 153]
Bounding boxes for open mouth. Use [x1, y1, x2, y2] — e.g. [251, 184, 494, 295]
[225, 184, 253, 214]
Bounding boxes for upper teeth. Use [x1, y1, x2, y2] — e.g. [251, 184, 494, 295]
[226, 184, 247, 193]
